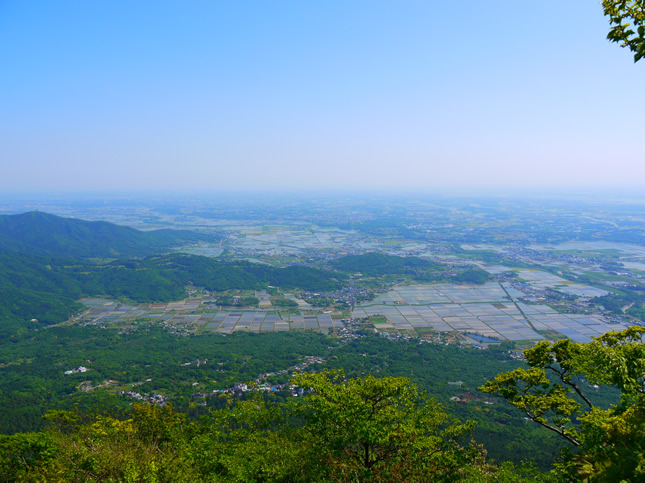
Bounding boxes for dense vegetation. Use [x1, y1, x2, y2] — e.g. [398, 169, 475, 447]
[215, 295, 260, 307]
[0, 251, 344, 333]
[0, 211, 215, 259]
[482, 327, 645, 481]
[0, 328, 335, 434]
[332, 253, 444, 281]
[0, 373, 547, 482]
[0, 326, 593, 470]
[4, 324, 641, 483]
[454, 268, 490, 284]
[0, 299, 639, 479]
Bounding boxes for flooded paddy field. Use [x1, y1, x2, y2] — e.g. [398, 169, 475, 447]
[353, 282, 631, 343]
[75, 298, 343, 334]
[76, 276, 635, 343]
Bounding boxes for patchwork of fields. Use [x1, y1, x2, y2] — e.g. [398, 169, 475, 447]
[76, 279, 632, 343]
[77, 298, 340, 333]
[353, 283, 629, 342]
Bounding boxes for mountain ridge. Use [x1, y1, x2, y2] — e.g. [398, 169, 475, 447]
[0, 211, 214, 259]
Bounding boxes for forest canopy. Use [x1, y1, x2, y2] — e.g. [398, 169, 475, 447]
[0, 251, 344, 332]
[0, 371, 542, 482]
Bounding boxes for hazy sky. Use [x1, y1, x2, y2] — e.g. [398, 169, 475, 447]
[1, 1, 643, 194]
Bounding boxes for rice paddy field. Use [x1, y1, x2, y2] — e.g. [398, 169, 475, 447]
[352, 282, 630, 343]
[76, 279, 632, 343]
[76, 298, 341, 334]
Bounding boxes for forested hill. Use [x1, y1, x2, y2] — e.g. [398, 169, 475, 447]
[331, 252, 442, 276]
[0, 252, 345, 333]
[0, 211, 214, 259]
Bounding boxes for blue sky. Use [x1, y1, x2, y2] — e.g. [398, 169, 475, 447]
[1, 1, 643, 194]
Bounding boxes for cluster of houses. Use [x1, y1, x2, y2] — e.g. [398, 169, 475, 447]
[192, 382, 305, 400]
[63, 366, 89, 375]
[190, 355, 326, 400]
[181, 359, 208, 366]
[119, 391, 169, 405]
[337, 318, 365, 341]
[302, 284, 374, 308]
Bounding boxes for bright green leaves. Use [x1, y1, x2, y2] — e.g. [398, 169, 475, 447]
[0, 404, 197, 482]
[580, 326, 645, 403]
[603, 0, 645, 62]
[294, 370, 425, 460]
[480, 367, 582, 446]
[524, 338, 584, 379]
[0, 432, 59, 481]
[293, 370, 484, 481]
[482, 327, 645, 480]
[0, 370, 551, 481]
[185, 370, 490, 481]
[129, 402, 187, 447]
[572, 405, 645, 480]
[190, 394, 316, 482]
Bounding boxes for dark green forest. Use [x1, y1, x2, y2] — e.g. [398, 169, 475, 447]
[0, 251, 345, 334]
[331, 253, 442, 276]
[0, 373, 546, 482]
[0, 326, 616, 471]
[0, 211, 215, 259]
[2, 327, 641, 481]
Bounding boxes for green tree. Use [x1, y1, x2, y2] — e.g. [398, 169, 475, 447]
[0, 432, 59, 481]
[292, 370, 486, 481]
[187, 395, 320, 481]
[603, 0, 645, 62]
[480, 327, 645, 481]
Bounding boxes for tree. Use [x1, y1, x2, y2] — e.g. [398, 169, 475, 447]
[603, 0, 645, 62]
[0, 405, 196, 481]
[480, 327, 645, 481]
[0, 372, 549, 481]
[292, 370, 485, 481]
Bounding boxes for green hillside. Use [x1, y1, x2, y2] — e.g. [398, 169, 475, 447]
[0, 251, 345, 333]
[3, 325, 636, 481]
[0, 211, 214, 259]
[332, 252, 442, 277]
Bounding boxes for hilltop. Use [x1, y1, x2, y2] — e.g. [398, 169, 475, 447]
[0, 211, 214, 259]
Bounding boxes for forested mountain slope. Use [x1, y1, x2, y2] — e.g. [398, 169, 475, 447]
[0, 251, 345, 333]
[0, 211, 214, 259]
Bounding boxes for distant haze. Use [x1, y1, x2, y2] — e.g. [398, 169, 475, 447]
[1, 1, 643, 193]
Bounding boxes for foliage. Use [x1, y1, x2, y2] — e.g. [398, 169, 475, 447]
[270, 296, 298, 307]
[331, 252, 444, 281]
[0, 372, 542, 481]
[591, 287, 645, 323]
[292, 370, 485, 481]
[454, 268, 490, 285]
[0, 327, 333, 434]
[326, 334, 574, 469]
[603, 0, 645, 62]
[215, 295, 259, 307]
[0, 251, 343, 332]
[187, 395, 320, 481]
[481, 327, 645, 481]
[0, 326, 578, 469]
[0, 404, 197, 481]
[129, 254, 345, 293]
